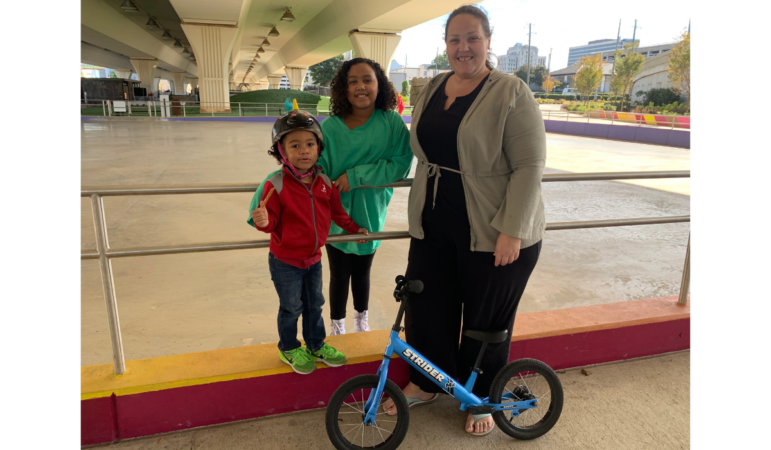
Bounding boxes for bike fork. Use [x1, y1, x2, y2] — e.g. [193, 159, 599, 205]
[363, 358, 390, 424]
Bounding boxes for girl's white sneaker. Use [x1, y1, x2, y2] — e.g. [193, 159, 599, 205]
[330, 318, 346, 336]
[354, 310, 370, 332]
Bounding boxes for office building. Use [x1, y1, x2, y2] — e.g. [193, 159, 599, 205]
[498, 43, 539, 73]
[567, 39, 636, 66]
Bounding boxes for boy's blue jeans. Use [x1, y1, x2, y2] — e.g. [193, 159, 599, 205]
[268, 252, 326, 352]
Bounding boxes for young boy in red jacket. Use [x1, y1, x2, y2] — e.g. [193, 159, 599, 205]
[248, 103, 368, 375]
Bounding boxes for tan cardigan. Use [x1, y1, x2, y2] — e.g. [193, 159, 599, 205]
[407, 69, 546, 251]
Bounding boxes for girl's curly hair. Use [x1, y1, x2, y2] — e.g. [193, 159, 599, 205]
[329, 58, 398, 117]
[267, 136, 324, 165]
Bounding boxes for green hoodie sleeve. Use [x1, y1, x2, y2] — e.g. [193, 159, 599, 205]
[246, 169, 282, 227]
[346, 111, 413, 189]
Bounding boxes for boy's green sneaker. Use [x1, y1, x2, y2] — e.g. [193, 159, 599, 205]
[308, 343, 348, 367]
[279, 347, 317, 375]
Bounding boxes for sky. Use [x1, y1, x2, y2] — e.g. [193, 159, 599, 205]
[392, 0, 692, 71]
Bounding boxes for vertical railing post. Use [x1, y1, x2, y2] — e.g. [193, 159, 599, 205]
[102, 100, 106, 117]
[183, 102, 186, 117]
[90, 194, 127, 375]
[128, 101, 132, 116]
[265, 103, 268, 116]
[239, 102, 242, 117]
[677, 234, 690, 306]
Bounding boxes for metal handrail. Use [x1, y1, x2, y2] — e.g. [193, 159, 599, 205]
[83, 170, 691, 374]
[80, 100, 413, 118]
[81, 216, 690, 261]
[81, 171, 690, 197]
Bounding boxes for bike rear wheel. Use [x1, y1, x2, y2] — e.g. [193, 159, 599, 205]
[489, 358, 564, 440]
[326, 374, 410, 450]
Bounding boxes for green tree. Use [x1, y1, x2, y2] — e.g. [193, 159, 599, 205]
[668, 32, 690, 106]
[574, 54, 604, 106]
[542, 73, 555, 95]
[308, 54, 345, 87]
[516, 65, 534, 83]
[514, 65, 545, 86]
[610, 43, 645, 111]
[401, 80, 409, 96]
[532, 66, 547, 87]
[427, 51, 450, 70]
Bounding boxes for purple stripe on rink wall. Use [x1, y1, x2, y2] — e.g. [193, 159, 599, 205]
[543, 119, 690, 149]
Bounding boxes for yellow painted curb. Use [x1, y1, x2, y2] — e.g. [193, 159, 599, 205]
[82, 296, 689, 401]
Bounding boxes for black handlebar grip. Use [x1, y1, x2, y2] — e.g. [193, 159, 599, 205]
[395, 275, 406, 284]
[406, 280, 424, 294]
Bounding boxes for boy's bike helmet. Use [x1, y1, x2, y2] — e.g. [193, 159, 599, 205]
[271, 99, 323, 145]
[271, 99, 323, 180]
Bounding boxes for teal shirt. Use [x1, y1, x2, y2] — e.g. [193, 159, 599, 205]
[247, 109, 413, 255]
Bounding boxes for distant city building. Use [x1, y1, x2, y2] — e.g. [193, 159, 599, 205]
[537, 56, 546, 67]
[498, 43, 539, 73]
[599, 43, 675, 64]
[391, 65, 449, 83]
[567, 39, 636, 66]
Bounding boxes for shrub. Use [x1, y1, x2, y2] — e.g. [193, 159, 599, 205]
[635, 88, 681, 107]
[534, 93, 577, 101]
[561, 100, 617, 112]
[632, 101, 689, 115]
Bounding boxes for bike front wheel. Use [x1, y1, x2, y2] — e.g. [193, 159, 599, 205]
[325, 374, 410, 450]
[489, 358, 564, 440]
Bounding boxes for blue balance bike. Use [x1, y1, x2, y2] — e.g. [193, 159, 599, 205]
[325, 276, 564, 449]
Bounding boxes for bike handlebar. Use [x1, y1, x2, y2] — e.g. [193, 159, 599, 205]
[394, 276, 423, 301]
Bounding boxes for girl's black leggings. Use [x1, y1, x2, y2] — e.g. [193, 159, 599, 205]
[325, 244, 376, 320]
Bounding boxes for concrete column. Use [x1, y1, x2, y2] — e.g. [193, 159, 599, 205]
[114, 70, 132, 79]
[349, 32, 402, 77]
[129, 58, 158, 94]
[170, 72, 187, 95]
[153, 77, 161, 95]
[267, 75, 283, 90]
[181, 23, 239, 113]
[285, 67, 308, 91]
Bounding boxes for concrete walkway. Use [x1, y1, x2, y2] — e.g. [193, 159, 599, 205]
[89, 352, 689, 450]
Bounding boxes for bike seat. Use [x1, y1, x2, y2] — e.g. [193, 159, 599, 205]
[462, 329, 509, 344]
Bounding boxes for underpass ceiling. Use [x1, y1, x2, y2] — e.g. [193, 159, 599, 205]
[104, 0, 191, 49]
[233, 0, 333, 78]
[82, 0, 473, 83]
[81, 0, 197, 75]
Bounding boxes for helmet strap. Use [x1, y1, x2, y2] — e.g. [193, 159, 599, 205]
[277, 141, 314, 179]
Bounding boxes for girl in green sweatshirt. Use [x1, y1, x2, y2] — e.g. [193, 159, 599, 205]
[320, 58, 413, 335]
